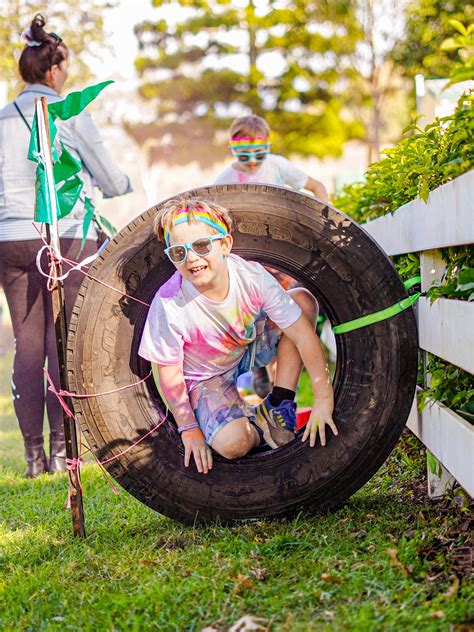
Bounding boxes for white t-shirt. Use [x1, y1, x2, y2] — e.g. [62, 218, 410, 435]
[139, 254, 302, 382]
[214, 154, 308, 190]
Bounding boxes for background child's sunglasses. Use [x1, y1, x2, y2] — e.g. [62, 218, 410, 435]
[232, 148, 269, 163]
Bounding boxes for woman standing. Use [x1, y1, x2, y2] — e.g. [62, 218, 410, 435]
[0, 15, 132, 477]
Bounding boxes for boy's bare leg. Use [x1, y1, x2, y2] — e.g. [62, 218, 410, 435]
[274, 288, 318, 390]
[267, 358, 281, 383]
[212, 289, 318, 460]
[211, 417, 260, 460]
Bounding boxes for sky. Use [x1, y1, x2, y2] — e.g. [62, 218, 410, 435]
[101, 0, 158, 86]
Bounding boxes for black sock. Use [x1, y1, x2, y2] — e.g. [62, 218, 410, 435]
[269, 387, 295, 407]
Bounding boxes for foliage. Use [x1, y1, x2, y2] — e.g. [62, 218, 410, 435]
[392, 0, 474, 80]
[345, 0, 409, 162]
[0, 392, 472, 629]
[440, 19, 474, 86]
[333, 90, 473, 223]
[427, 247, 474, 303]
[333, 28, 473, 421]
[426, 450, 444, 478]
[132, 0, 366, 165]
[420, 355, 474, 424]
[390, 253, 420, 281]
[0, 0, 114, 99]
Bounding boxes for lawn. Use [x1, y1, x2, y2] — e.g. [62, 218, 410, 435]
[0, 350, 472, 631]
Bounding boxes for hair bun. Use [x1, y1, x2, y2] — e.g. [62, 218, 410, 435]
[29, 14, 48, 41]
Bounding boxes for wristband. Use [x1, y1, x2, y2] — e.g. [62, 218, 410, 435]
[177, 422, 200, 434]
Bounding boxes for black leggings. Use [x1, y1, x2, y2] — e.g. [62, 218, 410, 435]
[0, 239, 97, 443]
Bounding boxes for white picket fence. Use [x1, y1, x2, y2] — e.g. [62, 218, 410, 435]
[363, 170, 474, 498]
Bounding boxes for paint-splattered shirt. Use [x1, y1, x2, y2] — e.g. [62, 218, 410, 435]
[139, 254, 302, 382]
[214, 154, 308, 189]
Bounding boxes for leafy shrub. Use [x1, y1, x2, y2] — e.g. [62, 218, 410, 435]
[332, 22, 473, 420]
[333, 90, 473, 223]
[420, 355, 474, 424]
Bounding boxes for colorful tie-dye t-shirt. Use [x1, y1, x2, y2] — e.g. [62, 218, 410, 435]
[138, 254, 302, 382]
[214, 154, 308, 189]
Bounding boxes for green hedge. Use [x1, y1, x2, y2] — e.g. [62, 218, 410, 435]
[332, 57, 473, 423]
[334, 91, 473, 225]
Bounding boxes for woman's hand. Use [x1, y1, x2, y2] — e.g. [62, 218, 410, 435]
[181, 428, 213, 474]
[301, 397, 338, 447]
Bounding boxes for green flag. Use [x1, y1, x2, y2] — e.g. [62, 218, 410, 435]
[53, 143, 81, 181]
[28, 81, 114, 225]
[28, 108, 59, 224]
[34, 165, 55, 224]
[49, 81, 113, 122]
[57, 176, 84, 219]
[81, 196, 95, 252]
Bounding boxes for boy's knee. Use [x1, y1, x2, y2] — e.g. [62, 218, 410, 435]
[289, 288, 319, 323]
[211, 425, 255, 460]
[216, 443, 249, 460]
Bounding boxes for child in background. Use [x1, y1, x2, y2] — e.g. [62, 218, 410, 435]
[214, 114, 329, 396]
[139, 198, 337, 475]
[214, 115, 328, 202]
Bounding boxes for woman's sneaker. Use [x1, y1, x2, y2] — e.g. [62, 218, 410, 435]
[253, 395, 296, 449]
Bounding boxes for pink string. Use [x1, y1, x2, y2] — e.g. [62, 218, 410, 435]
[36, 229, 162, 505]
[33, 224, 62, 291]
[65, 456, 84, 508]
[34, 226, 151, 307]
[44, 368, 167, 500]
[56, 370, 152, 399]
[44, 369, 75, 418]
[61, 254, 151, 307]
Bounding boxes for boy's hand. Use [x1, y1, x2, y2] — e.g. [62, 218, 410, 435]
[301, 397, 338, 448]
[181, 428, 213, 474]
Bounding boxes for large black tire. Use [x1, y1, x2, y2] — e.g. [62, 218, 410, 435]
[67, 184, 418, 525]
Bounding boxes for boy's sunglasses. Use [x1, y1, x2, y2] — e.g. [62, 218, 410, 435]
[230, 143, 270, 164]
[164, 234, 228, 263]
[233, 149, 269, 164]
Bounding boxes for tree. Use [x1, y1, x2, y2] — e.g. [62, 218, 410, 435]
[347, 0, 407, 162]
[392, 0, 474, 80]
[133, 0, 365, 166]
[0, 0, 114, 99]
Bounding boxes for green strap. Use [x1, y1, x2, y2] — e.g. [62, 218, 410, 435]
[332, 276, 421, 335]
[403, 275, 421, 291]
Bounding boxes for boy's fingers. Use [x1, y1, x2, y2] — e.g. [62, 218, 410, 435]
[193, 449, 203, 473]
[200, 445, 209, 474]
[319, 424, 326, 447]
[301, 424, 310, 442]
[329, 419, 339, 435]
[310, 419, 319, 447]
[207, 447, 213, 470]
[184, 445, 191, 467]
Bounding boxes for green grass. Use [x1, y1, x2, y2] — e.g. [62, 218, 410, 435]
[0, 352, 472, 631]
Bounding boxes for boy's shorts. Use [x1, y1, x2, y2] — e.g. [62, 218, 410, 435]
[188, 315, 281, 446]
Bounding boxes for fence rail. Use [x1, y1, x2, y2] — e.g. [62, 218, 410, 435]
[417, 298, 473, 374]
[364, 171, 474, 255]
[363, 170, 473, 498]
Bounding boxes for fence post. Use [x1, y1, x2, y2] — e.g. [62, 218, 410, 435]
[420, 250, 455, 498]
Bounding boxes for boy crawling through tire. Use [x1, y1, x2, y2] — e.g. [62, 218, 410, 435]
[139, 198, 338, 474]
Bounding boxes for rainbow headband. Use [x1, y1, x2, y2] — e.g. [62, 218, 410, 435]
[229, 136, 270, 149]
[164, 208, 228, 245]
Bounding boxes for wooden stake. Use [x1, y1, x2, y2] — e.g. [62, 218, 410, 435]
[39, 97, 86, 538]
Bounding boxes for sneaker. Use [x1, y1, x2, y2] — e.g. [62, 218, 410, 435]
[252, 366, 272, 398]
[253, 395, 296, 449]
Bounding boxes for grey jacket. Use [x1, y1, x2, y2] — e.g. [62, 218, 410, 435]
[0, 83, 132, 240]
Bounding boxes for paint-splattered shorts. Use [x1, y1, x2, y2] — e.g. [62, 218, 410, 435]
[187, 316, 281, 446]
